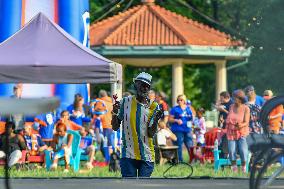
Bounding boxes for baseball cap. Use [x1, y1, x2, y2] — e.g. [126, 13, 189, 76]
[263, 90, 273, 97]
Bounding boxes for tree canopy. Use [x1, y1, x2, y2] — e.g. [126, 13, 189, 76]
[90, 0, 283, 108]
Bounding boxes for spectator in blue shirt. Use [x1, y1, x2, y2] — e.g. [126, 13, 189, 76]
[34, 112, 56, 146]
[67, 94, 91, 126]
[23, 124, 48, 156]
[169, 94, 193, 162]
[245, 85, 265, 107]
[79, 127, 95, 170]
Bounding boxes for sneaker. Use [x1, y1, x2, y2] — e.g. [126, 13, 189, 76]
[85, 162, 93, 170]
[231, 165, 238, 173]
[50, 163, 57, 170]
[15, 163, 22, 171]
[35, 164, 42, 169]
[63, 169, 69, 173]
[27, 164, 37, 170]
[241, 165, 247, 173]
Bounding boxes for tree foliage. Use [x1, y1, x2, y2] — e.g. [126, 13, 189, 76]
[90, 0, 283, 108]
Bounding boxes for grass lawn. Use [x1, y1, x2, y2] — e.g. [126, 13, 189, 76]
[0, 151, 249, 178]
[0, 163, 249, 178]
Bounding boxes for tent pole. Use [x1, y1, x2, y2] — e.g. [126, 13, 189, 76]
[111, 82, 122, 100]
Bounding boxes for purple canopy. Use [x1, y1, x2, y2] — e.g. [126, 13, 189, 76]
[0, 13, 122, 84]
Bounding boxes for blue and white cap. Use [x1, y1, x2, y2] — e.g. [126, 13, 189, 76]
[133, 72, 152, 86]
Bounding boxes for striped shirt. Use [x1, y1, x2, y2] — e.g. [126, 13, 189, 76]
[118, 95, 159, 162]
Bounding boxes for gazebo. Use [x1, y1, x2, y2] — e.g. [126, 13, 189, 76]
[90, 0, 250, 105]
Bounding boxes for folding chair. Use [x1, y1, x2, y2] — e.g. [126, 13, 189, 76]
[45, 130, 82, 172]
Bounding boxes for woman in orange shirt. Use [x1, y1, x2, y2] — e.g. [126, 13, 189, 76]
[226, 89, 250, 173]
[268, 105, 283, 134]
[263, 90, 284, 134]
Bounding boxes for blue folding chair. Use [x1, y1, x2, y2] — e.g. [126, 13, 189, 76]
[214, 145, 251, 172]
[45, 130, 82, 172]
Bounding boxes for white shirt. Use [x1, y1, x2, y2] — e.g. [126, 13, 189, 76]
[118, 96, 160, 162]
[193, 117, 206, 144]
[157, 129, 171, 146]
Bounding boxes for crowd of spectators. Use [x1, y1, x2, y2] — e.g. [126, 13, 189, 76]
[0, 82, 281, 175]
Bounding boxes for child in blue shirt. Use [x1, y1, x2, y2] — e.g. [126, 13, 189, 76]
[79, 127, 95, 169]
[34, 112, 56, 146]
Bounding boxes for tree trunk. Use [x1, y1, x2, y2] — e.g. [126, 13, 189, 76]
[234, 1, 241, 31]
[211, 0, 219, 21]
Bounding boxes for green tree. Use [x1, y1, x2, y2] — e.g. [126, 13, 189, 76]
[242, 0, 284, 95]
[90, 0, 284, 108]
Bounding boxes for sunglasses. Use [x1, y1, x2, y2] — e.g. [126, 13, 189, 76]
[141, 83, 150, 89]
[177, 99, 184, 102]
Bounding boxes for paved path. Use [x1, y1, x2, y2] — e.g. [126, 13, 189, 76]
[0, 178, 251, 189]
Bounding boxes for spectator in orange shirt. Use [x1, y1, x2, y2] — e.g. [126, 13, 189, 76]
[57, 110, 82, 131]
[96, 90, 115, 153]
[90, 100, 111, 162]
[263, 90, 283, 134]
[96, 90, 113, 129]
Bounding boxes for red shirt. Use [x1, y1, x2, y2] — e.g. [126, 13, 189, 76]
[159, 100, 169, 118]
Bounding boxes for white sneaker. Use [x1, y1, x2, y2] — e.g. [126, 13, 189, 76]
[63, 169, 69, 173]
[50, 163, 57, 170]
[85, 162, 93, 170]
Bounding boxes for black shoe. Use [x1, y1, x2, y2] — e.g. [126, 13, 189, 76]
[27, 164, 36, 170]
[15, 163, 21, 171]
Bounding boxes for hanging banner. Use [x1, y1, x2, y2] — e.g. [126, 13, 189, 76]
[21, 0, 55, 98]
[0, 0, 22, 96]
[55, 0, 89, 109]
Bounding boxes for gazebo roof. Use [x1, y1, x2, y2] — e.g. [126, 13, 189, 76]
[90, 2, 240, 47]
